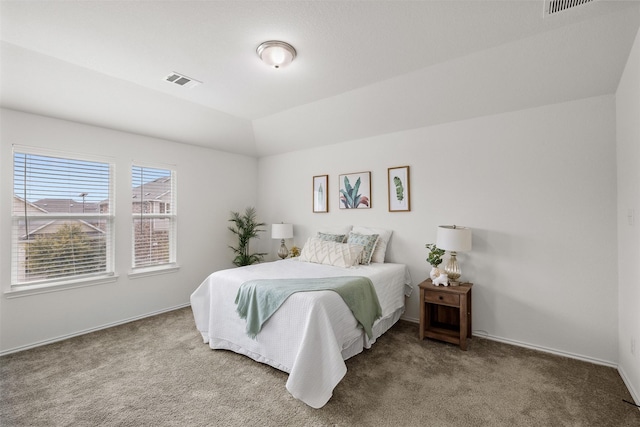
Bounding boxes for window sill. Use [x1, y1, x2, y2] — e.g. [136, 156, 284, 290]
[5, 274, 119, 299]
[128, 264, 180, 279]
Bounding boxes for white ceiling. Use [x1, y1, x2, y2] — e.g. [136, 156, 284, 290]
[1, 1, 639, 157]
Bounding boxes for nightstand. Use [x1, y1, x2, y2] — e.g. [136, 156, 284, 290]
[419, 279, 473, 350]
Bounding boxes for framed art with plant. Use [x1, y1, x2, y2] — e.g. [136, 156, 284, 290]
[313, 175, 328, 213]
[339, 171, 371, 209]
[388, 166, 410, 212]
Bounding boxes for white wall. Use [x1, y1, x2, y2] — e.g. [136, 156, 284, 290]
[257, 95, 619, 365]
[616, 27, 640, 403]
[0, 109, 258, 354]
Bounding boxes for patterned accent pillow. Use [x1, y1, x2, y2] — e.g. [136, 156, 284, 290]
[316, 232, 346, 243]
[346, 232, 379, 265]
[299, 237, 363, 268]
[352, 226, 393, 263]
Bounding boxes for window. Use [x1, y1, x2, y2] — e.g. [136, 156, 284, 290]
[11, 147, 114, 289]
[131, 165, 176, 270]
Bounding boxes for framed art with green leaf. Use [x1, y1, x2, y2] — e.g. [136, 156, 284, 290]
[339, 171, 371, 209]
[313, 175, 328, 213]
[388, 166, 410, 212]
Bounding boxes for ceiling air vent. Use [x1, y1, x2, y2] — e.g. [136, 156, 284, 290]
[545, 0, 595, 16]
[163, 72, 202, 89]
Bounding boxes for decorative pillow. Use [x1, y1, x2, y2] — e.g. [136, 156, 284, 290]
[346, 232, 379, 265]
[299, 237, 363, 268]
[352, 226, 392, 263]
[316, 232, 346, 243]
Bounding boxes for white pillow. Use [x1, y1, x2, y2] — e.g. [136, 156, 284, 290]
[351, 226, 392, 263]
[299, 237, 363, 268]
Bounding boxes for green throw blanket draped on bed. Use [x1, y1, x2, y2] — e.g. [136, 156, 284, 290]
[235, 276, 382, 339]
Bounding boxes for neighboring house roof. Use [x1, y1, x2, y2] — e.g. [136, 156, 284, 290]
[13, 196, 105, 240]
[25, 220, 105, 239]
[132, 177, 171, 202]
[13, 176, 171, 237]
[13, 195, 48, 214]
[33, 198, 99, 213]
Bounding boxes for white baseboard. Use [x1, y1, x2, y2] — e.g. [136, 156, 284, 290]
[400, 315, 419, 323]
[479, 333, 618, 368]
[618, 365, 640, 410]
[400, 316, 617, 368]
[0, 303, 191, 357]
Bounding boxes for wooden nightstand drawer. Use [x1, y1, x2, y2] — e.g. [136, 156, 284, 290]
[425, 291, 460, 306]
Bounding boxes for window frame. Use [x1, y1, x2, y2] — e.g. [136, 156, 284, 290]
[129, 163, 178, 277]
[8, 145, 117, 297]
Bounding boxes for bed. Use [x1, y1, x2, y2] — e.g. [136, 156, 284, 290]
[190, 231, 412, 408]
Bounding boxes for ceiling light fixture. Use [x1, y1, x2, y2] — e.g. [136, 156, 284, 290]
[256, 40, 296, 69]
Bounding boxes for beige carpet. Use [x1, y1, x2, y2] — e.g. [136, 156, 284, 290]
[1, 307, 638, 426]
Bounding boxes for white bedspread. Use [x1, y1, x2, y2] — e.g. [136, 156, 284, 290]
[190, 258, 412, 408]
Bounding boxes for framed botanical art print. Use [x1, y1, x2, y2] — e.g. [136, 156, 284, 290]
[388, 166, 410, 212]
[339, 171, 371, 209]
[313, 175, 328, 213]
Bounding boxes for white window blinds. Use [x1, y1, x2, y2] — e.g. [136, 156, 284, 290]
[11, 148, 114, 287]
[132, 165, 176, 269]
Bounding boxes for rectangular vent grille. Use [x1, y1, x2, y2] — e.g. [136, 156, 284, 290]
[545, 0, 595, 15]
[163, 72, 201, 89]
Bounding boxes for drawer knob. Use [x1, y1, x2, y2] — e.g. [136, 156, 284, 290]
[439, 296, 443, 300]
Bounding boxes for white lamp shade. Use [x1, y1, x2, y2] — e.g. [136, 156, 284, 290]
[257, 41, 296, 69]
[271, 223, 293, 239]
[436, 225, 472, 252]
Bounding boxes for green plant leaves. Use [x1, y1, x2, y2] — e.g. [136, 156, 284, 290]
[393, 176, 404, 201]
[425, 243, 445, 267]
[341, 176, 366, 208]
[228, 207, 266, 266]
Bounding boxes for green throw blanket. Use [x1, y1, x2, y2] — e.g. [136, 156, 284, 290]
[235, 276, 382, 339]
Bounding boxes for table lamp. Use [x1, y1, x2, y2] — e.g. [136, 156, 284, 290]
[272, 223, 293, 259]
[436, 225, 472, 285]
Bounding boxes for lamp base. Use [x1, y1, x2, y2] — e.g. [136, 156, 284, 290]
[444, 251, 462, 285]
[277, 239, 289, 259]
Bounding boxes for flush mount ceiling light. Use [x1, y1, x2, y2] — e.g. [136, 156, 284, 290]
[256, 40, 296, 69]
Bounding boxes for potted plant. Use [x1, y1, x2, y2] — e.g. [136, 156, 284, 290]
[228, 207, 267, 266]
[425, 243, 445, 278]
